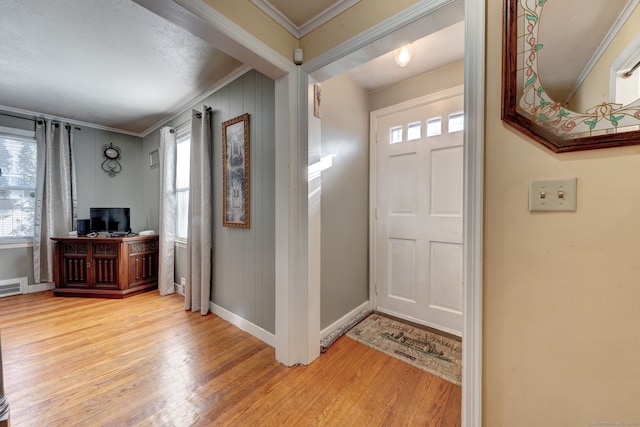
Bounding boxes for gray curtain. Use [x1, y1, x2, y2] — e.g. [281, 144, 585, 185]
[185, 108, 212, 315]
[33, 119, 77, 284]
[158, 126, 176, 296]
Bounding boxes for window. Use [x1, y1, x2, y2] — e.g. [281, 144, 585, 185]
[427, 117, 442, 137]
[407, 122, 421, 140]
[390, 126, 403, 144]
[448, 112, 464, 133]
[0, 132, 37, 239]
[175, 131, 191, 240]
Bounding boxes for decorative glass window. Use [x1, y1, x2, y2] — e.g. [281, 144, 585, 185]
[175, 131, 191, 240]
[390, 126, 403, 144]
[407, 122, 421, 140]
[426, 117, 442, 137]
[448, 112, 464, 133]
[0, 133, 37, 239]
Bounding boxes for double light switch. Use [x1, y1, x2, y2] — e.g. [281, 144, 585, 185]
[528, 177, 577, 212]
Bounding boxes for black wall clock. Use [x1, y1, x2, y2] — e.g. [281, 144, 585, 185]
[102, 143, 122, 176]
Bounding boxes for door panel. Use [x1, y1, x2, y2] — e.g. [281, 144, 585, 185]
[374, 92, 463, 335]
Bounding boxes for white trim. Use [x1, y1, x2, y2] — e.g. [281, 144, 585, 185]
[304, 0, 461, 79]
[610, 33, 640, 102]
[0, 125, 35, 138]
[250, 0, 363, 38]
[210, 301, 276, 347]
[371, 85, 464, 116]
[0, 104, 141, 137]
[27, 282, 55, 293]
[320, 300, 370, 340]
[564, 0, 640, 104]
[463, 0, 485, 425]
[0, 240, 33, 249]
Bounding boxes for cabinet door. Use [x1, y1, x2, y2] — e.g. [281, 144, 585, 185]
[60, 242, 91, 288]
[92, 243, 120, 289]
[128, 240, 158, 287]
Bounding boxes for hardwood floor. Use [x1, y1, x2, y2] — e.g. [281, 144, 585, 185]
[0, 290, 461, 426]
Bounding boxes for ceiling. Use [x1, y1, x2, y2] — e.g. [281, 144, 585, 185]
[0, 0, 463, 136]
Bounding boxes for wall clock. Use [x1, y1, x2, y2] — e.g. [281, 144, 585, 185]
[102, 143, 122, 176]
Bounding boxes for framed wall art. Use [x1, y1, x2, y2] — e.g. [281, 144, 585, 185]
[222, 113, 250, 228]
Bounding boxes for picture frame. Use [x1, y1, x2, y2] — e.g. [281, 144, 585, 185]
[314, 83, 322, 118]
[222, 113, 250, 228]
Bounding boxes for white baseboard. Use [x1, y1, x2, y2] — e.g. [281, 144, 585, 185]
[209, 301, 276, 348]
[27, 282, 54, 293]
[321, 300, 371, 340]
[174, 282, 184, 296]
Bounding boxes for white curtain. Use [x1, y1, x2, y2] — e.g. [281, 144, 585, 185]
[185, 108, 212, 315]
[158, 127, 176, 296]
[33, 119, 77, 283]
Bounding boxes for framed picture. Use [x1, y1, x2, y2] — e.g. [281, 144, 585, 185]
[314, 83, 321, 118]
[222, 113, 250, 228]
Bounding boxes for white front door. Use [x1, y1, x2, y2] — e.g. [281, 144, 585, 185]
[373, 89, 464, 336]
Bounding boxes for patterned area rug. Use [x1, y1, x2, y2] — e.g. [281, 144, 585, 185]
[346, 313, 462, 385]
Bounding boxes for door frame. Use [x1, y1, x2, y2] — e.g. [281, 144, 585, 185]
[139, 0, 484, 425]
[369, 85, 465, 334]
[305, 1, 484, 425]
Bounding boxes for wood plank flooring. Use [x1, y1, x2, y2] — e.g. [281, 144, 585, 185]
[0, 290, 461, 426]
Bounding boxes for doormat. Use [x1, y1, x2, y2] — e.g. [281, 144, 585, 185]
[346, 313, 462, 385]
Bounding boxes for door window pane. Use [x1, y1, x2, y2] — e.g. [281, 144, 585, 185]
[390, 126, 403, 144]
[427, 117, 442, 137]
[448, 112, 464, 133]
[407, 122, 421, 140]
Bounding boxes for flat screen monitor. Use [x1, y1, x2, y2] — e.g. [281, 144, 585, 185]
[90, 207, 130, 234]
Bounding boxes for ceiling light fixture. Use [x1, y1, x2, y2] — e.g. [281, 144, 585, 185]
[394, 43, 414, 67]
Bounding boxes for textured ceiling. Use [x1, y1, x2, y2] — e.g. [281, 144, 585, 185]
[0, 0, 243, 135]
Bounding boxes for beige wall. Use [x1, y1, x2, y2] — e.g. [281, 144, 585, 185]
[202, 0, 420, 63]
[486, 1, 640, 425]
[369, 61, 464, 111]
[300, 0, 420, 60]
[320, 73, 370, 329]
[569, 4, 640, 112]
[202, 0, 298, 60]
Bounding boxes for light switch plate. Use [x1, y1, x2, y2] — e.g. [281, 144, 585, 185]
[529, 177, 577, 212]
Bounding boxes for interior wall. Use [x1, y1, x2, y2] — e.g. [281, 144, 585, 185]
[210, 70, 276, 333]
[299, 0, 420, 60]
[74, 128, 145, 231]
[201, 0, 297, 60]
[319, 73, 370, 329]
[0, 112, 144, 285]
[145, 69, 276, 334]
[486, 1, 640, 425]
[369, 61, 464, 111]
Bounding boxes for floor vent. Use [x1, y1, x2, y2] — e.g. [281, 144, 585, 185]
[0, 277, 27, 297]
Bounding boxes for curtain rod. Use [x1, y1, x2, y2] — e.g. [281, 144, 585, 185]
[623, 60, 640, 78]
[169, 107, 211, 133]
[0, 112, 81, 130]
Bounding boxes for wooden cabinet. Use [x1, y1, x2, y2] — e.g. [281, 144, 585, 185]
[51, 235, 159, 298]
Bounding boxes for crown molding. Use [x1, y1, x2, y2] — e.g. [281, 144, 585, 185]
[250, 0, 362, 38]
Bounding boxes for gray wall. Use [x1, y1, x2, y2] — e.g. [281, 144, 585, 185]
[144, 69, 276, 334]
[211, 71, 275, 333]
[320, 73, 370, 329]
[74, 128, 145, 230]
[0, 111, 144, 285]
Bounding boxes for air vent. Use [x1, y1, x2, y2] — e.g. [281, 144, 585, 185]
[0, 277, 27, 297]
